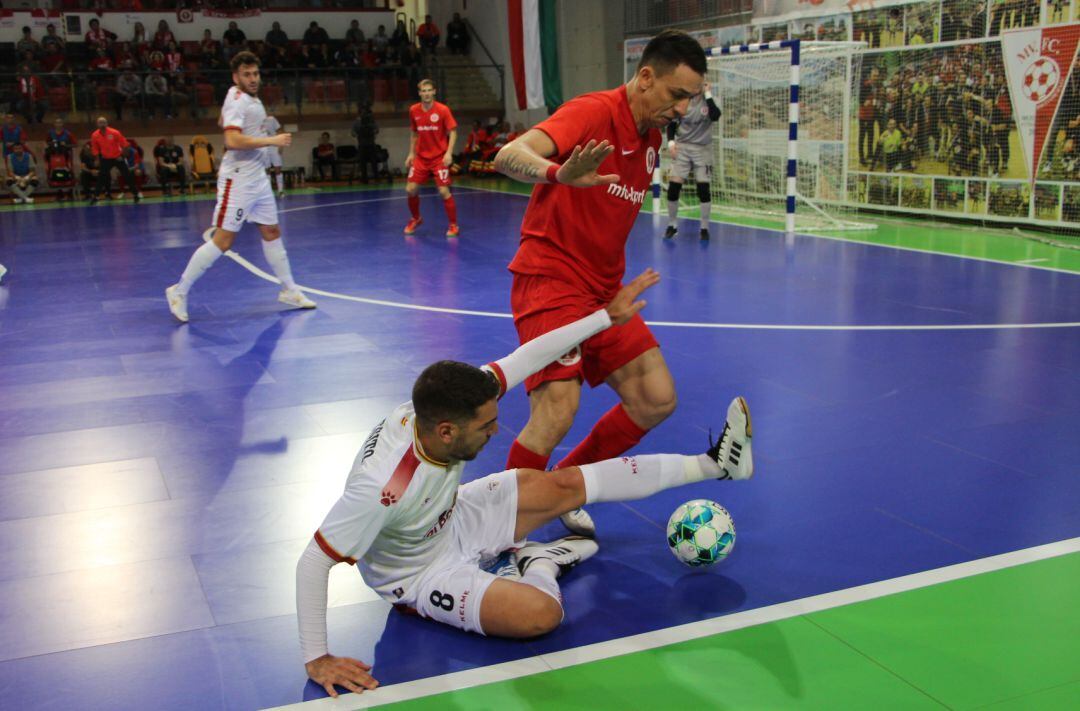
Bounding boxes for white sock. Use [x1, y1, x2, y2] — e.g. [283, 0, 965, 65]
[578, 454, 720, 505]
[177, 240, 223, 294]
[700, 200, 711, 228]
[667, 198, 678, 226]
[261, 237, 297, 291]
[520, 559, 563, 608]
[275, 173, 284, 192]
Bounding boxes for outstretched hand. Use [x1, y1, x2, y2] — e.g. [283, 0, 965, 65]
[555, 139, 620, 187]
[306, 654, 378, 698]
[606, 268, 661, 325]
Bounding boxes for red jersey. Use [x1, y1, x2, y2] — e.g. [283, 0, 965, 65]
[508, 87, 661, 299]
[409, 101, 457, 162]
[91, 126, 130, 160]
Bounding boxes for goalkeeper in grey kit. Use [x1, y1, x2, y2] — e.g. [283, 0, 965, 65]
[665, 83, 721, 241]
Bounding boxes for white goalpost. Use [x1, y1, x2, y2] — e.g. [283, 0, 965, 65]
[662, 39, 875, 233]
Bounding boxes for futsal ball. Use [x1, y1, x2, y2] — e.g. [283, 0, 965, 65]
[1023, 57, 1060, 103]
[666, 499, 736, 567]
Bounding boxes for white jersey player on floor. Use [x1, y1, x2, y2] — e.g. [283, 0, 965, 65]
[665, 83, 721, 241]
[262, 113, 286, 198]
[297, 269, 756, 698]
[166, 51, 315, 323]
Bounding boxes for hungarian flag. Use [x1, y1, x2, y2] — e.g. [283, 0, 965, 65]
[507, 0, 562, 111]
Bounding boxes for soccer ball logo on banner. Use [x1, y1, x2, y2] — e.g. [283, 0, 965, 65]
[1022, 57, 1061, 104]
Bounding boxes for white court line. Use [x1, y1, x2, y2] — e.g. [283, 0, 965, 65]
[263, 537, 1080, 710]
[211, 188, 1080, 330]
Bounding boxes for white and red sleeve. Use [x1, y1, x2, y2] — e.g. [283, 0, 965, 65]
[220, 90, 246, 131]
[482, 308, 612, 397]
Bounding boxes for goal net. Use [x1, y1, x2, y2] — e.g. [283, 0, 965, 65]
[667, 40, 874, 232]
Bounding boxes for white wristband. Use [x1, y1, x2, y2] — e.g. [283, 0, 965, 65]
[667, 140, 676, 151]
[704, 90, 713, 101]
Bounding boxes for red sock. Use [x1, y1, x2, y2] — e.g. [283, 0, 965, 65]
[408, 194, 420, 219]
[506, 438, 551, 471]
[443, 195, 458, 224]
[555, 404, 648, 470]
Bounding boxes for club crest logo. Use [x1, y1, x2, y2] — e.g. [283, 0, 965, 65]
[1022, 56, 1061, 104]
[430, 113, 440, 122]
[557, 346, 582, 366]
[646, 146, 656, 174]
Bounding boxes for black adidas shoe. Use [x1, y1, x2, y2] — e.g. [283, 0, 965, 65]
[664, 225, 678, 239]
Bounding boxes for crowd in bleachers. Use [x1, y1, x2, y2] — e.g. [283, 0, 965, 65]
[4, 12, 471, 125]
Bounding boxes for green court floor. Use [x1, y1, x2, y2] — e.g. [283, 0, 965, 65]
[386, 552, 1080, 710]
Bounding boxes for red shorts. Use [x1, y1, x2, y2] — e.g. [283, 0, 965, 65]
[407, 158, 452, 187]
[511, 272, 659, 393]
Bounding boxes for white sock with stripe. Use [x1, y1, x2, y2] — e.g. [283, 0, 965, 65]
[578, 454, 719, 505]
[261, 237, 297, 291]
[177, 240, 223, 295]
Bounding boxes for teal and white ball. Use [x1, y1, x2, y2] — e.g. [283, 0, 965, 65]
[666, 499, 736, 567]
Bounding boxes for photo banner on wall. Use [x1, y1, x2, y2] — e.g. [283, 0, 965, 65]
[1001, 23, 1080, 182]
[752, 0, 918, 24]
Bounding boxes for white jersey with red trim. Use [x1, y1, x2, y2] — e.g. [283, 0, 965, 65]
[219, 86, 270, 178]
[314, 400, 468, 601]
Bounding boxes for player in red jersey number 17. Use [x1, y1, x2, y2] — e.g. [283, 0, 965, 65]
[404, 78, 459, 238]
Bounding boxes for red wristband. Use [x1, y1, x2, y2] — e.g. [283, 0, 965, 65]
[545, 163, 560, 184]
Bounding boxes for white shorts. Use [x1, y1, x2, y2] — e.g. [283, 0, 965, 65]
[267, 149, 282, 169]
[212, 172, 277, 232]
[402, 468, 524, 635]
[672, 143, 713, 183]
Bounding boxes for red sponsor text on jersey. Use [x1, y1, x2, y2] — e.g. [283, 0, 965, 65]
[508, 87, 660, 300]
[409, 101, 457, 161]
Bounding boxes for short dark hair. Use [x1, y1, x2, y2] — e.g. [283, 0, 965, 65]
[412, 361, 499, 428]
[637, 29, 707, 77]
[230, 50, 260, 72]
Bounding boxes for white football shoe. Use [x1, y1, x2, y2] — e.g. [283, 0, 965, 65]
[278, 288, 317, 309]
[559, 506, 596, 538]
[481, 550, 522, 581]
[165, 284, 189, 323]
[517, 536, 599, 577]
[708, 396, 753, 480]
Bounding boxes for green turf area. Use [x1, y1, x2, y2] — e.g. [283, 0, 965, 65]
[383, 553, 1080, 709]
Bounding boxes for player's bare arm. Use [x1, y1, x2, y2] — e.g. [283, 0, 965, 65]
[405, 132, 418, 168]
[495, 129, 619, 187]
[606, 268, 660, 324]
[305, 654, 378, 698]
[443, 128, 457, 167]
[224, 130, 290, 151]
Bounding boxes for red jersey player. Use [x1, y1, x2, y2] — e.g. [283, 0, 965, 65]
[494, 30, 731, 537]
[404, 78, 459, 237]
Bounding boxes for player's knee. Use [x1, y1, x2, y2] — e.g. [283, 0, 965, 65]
[261, 225, 281, 241]
[626, 385, 677, 426]
[517, 592, 563, 636]
[666, 181, 682, 202]
[696, 182, 711, 203]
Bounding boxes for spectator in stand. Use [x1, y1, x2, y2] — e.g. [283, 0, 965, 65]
[417, 15, 440, 54]
[90, 116, 138, 205]
[144, 70, 170, 118]
[3, 114, 26, 160]
[41, 42, 66, 74]
[446, 13, 470, 55]
[463, 119, 489, 173]
[146, 49, 166, 73]
[223, 21, 248, 61]
[389, 20, 410, 51]
[41, 24, 65, 55]
[372, 25, 390, 54]
[266, 21, 289, 51]
[155, 136, 188, 197]
[85, 18, 116, 53]
[114, 41, 138, 70]
[360, 40, 381, 70]
[313, 132, 337, 181]
[200, 28, 221, 59]
[114, 69, 143, 121]
[16, 27, 40, 58]
[131, 21, 149, 56]
[121, 139, 146, 200]
[345, 19, 365, 47]
[17, 49, 42, 75]
[351, 104, 379, 183]
[16, 65, 47, 124]
[335, 42, 360, 69]
[154, 20, 176, 51]
[304, 21, 331, 47]
[5, 143, 39, 205]
[299, 44, 327, 69]
[79, 142, 102, 199]
[165, 40, 184, 76]
[89, 47, 115, 74]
